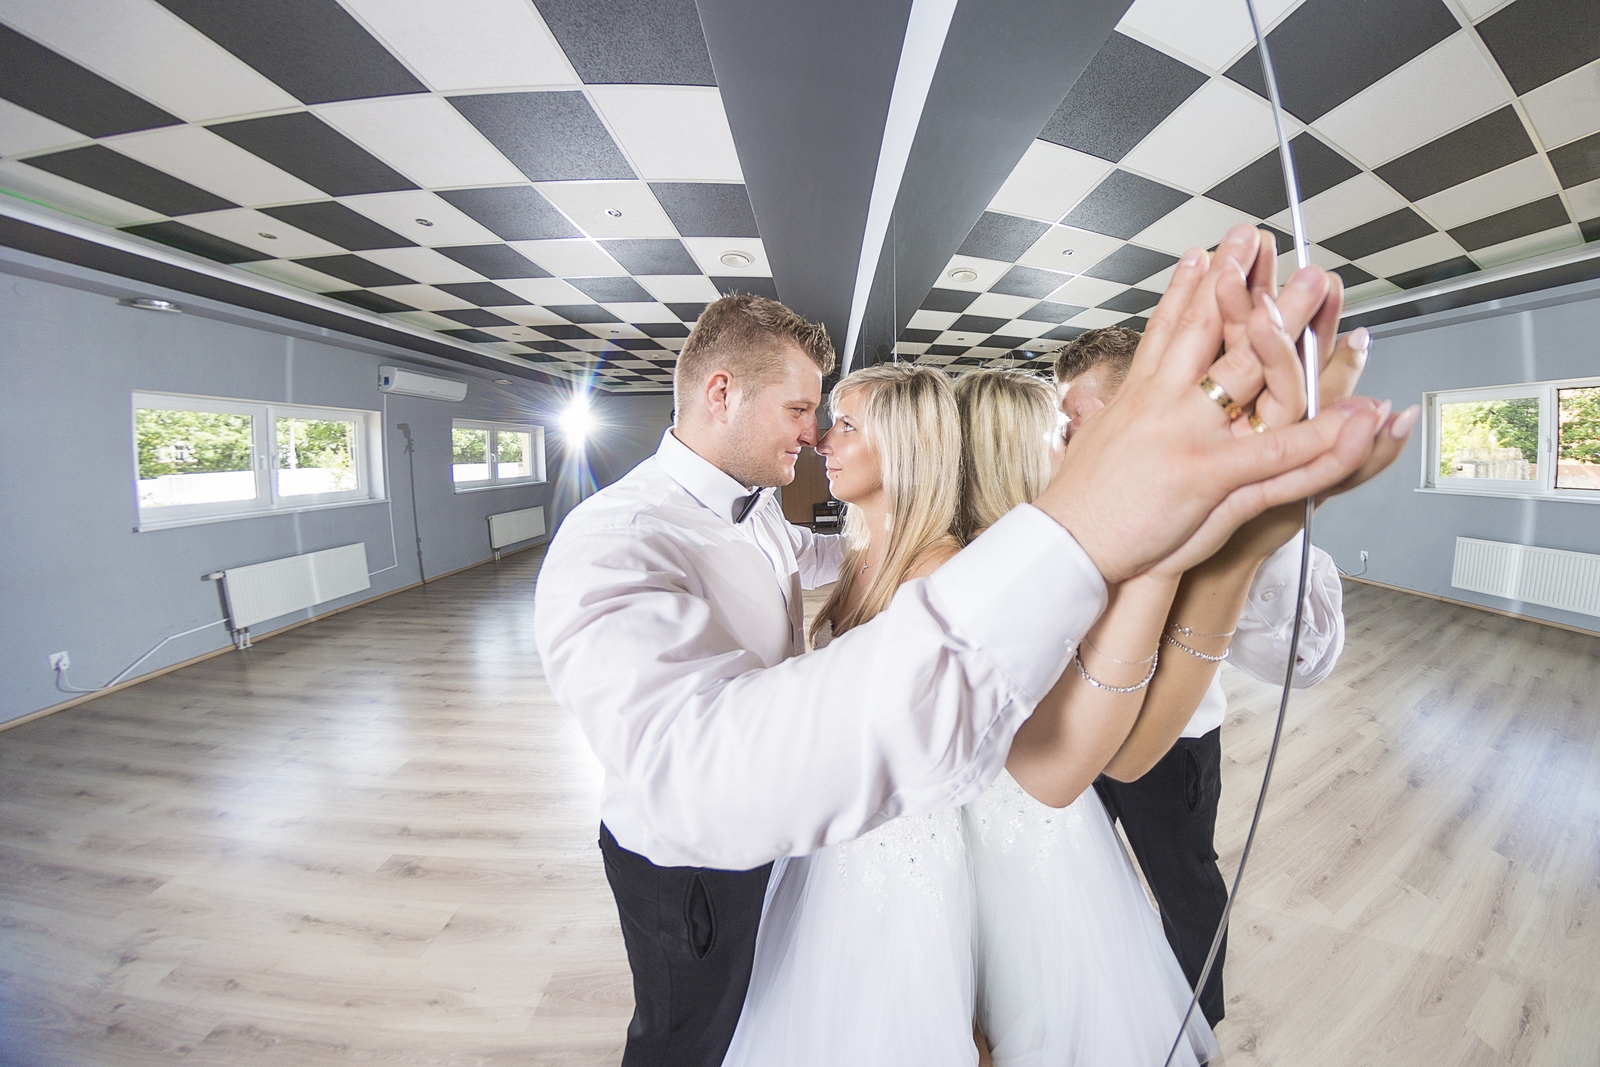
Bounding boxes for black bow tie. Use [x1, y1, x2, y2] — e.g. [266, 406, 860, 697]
[734, 488, 766, 523]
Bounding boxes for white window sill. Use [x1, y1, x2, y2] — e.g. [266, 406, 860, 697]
[1414, 487, 1600, 506]
[136, 496, 390, 532]
[452, 480, 548, 494]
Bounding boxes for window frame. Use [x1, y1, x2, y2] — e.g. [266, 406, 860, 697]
[132, 391, 385, 531]
[1420, 375, 1600, 504]
[451, 419, 546, 491]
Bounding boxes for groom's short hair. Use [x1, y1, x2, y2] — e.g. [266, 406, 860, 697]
[675, 295, 835, 411]
[1052, 327, 1140, 388]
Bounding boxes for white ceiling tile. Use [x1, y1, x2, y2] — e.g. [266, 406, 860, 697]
[1002, 319, 1063, 339]
[1132, 195, 1258, 255]
[681, 237, 771, 276]
[485, 304, 577, 326]
[0, 0, 298, 121]
[1314, 32, 1508, 167]
[1457, 0, 1516, 21]
[1115, 0, 1299, 72]
[1271, 173, 1408, 241]
[560, 337, 612, 351]
[1047, 275, 1128, 307]
[936, 329, 990, 346]
[0, 158, 160, 227]
[178, 208, 346, 259]
[1066, 308, 1130, 328]
[338, 190, 503, 246]
[602, 301, 680, 323]
[535, 180, 677, 238]
[1470, 225, 1581, 270]
[107, 125, 324, 207]
[1566, 176, 1600, 221]
[938, 254, 1011, 292]
[313, 95, 526, 189]
[365, 284, 475, 311]
[385, 308, 476, 331]
[358, 246, 485, 284]
[509, 239, 626, 277]
[1355, 232, 1467, 278]
[480, 324, 550, 342]
[1343, 278, 1402, 305]
[637, 274, 722, 302]
[965, 291, 1039, 318]
[1273, 242, 1351, 283]
[1141, 263, 1177, 291]
[0, 98, 86, 157]
[235, 258, 352, 293]
[1015, 225, 1123, 274]
[340, 0, 579, 91]
[588, 86, 742, 182]
[492, 277, 592, 304]
[987, 140, 1115, 223]
[908, 309, 959, 331]
[1520, 58, 1600, 151]
[1414, 155, 1559, 229]
[1121, 78, 1283, 194]
[895, 342, 931, 356]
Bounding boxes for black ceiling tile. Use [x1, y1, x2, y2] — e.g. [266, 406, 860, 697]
[262, 201, 414, 250]
[611, 337, 666, 350]
[1098, 288, 1162, 314]
[1332, 263, 1378, 286]
[1038, 32, 1207, 162]
[921, 288, 980, 313]
[437, 308, 516, 328]
[533, 0, 715, 85]
[1264, 226, 1296, 254]
[435, 186, 581, 241]
[210, 112, 416, 196]
[0, 25, 179, 138]
[1321, 207, 1436, 260]
[1583, 217, 1600, 243]
[294, 254, 415, 288]
[1061, 171, 1191, 239]
[434, 281, 532, 307]
[549, 304, 623, 324]
[524, 350, 571, 360]
[1225, 0, 1460, 122]
[435, 244, 551, 279]
[710, 276, 780, 300]
[526, 339, 579, 352]
[1042, 325, 1086, 342]
[450, 92, 634, 181]
[439, 327, 501, 343]
[1082, 244, 1180, 284]
[639, 321, 692, 337]
[928, 344, 970, 356]
[956, 212, 1052, 261]
[1476, 0, 1600, 95]
[157, 0, 425, 103]
[1448, 195, 1572, 251]
[1388, 256, 1479, 289]
[601, 238, 701, 274]
[567, 276, 656, 303]
[1207, 134, 1361, 218]
[1549, 131, 1600, 189]
[121, 221, 269, 264]
[899, 327, 943, 343]
[985, 335, 1032, 350]
[989, 265, 1074, 299]
[23, 146, 234, 216]
[330, 289, 416, 314]
[1118, 316, 1150, 330]
[951, 314, 1010, 334]
[649, 183, 760, 237]
[667, 301, 709, 321]
[1375, 107, 1536, 201]
[1020, 300, 1087, 323]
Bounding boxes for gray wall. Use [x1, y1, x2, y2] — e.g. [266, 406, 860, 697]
[0, 256, 665, 724]
[1318, 278, 1600, 635]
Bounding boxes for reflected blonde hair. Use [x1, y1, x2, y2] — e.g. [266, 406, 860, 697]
[813, 364, 961, 641]
[954, 369, 1057, 542]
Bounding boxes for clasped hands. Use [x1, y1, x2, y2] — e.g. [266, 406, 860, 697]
[1035, 224, 1418, 585]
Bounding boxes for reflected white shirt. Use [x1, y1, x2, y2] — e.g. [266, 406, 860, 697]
[533, 430, 1108, 869]
[1184, 538, 1345, 738]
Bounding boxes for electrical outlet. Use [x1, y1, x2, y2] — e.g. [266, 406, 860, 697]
[1360, 550, 1369, 563]
[49, 651, 69, 672]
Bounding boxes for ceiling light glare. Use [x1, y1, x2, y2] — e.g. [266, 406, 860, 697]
[605, 208, 623, 218]
[719, 250, 753, 268]
[947, 267, 978, 282]
[123, 297, 181, 313]
[561, 395, 595, 442]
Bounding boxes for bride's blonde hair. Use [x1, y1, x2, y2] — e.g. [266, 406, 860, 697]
[813, 363, 961, 642]
[953, 369, 1058, 542]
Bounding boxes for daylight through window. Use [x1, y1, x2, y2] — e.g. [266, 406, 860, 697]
[452, 421, 545, 490]
[1423, 377, 1600, 501]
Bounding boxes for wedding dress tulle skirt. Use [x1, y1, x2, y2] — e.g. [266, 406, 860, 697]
[722, 807, 979, 1067]
[964, 772, 1219, 1067]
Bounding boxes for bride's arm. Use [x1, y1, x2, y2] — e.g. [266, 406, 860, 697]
[1003, 570, 1177, 808]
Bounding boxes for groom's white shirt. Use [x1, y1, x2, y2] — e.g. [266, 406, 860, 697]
[534, 429, 1107, 870]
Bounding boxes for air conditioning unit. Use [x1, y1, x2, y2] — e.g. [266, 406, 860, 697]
[379, 366, 468, 402]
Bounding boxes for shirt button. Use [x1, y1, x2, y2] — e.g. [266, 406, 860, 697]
[1262, 589, 1277, 601]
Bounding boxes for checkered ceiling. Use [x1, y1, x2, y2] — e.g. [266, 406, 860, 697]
[905, 0, 1600, 377]
[0, 0, 772, 392]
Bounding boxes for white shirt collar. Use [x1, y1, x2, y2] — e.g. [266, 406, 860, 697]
[655, 429, 760, 525]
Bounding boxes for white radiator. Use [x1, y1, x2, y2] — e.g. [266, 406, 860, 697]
[1451, 537, 1600, 618]
[213, 543, 371, 647]
[488, 506, 546, 557]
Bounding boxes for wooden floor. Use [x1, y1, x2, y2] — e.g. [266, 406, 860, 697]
[1, 551, 1596, 1066]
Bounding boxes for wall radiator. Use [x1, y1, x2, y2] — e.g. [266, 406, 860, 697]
[209, 543, 371, 648]
[1451, 537, 1600, 619]
[488, 506, 546, 559]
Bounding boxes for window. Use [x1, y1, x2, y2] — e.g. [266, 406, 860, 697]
[1422, 376, 1600, 501]
[452, 420, 545, 489]
[133, 393, 383, 529]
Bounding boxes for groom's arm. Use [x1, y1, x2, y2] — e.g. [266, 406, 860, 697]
[787, 521, 846, 589]
[534, 504, 1104, 870]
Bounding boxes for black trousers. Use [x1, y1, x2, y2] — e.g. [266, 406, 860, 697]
[599, 824, 772, 1067]
[1094, 727, 1229, 1027]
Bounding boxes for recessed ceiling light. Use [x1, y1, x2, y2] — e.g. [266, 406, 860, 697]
[415, 218, 434, 227]
[493, 378, 512, 385]
[1061, 248, 1075, 257]
[947, 268, 978, 283]
[122, 297, 180, 313]
[605, 208, 623, 218]
[719, 250, 753, 268]
[258, 231, 278, 240]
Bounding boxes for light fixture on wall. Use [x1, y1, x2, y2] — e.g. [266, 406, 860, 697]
[493, 378, 512, 385]
[121, 297, 181, 313]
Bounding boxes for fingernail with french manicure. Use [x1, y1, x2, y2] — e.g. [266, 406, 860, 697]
[1263, 292, 1285, 329]
[1181, 247, 1205, 268]
[1290, 267, 1322, 290]
[1224, 223, 1254, 248]
[1374, 399, 1392, 430]
[1390, 404, 1421, 440]
[1350, 326, 1370, 353]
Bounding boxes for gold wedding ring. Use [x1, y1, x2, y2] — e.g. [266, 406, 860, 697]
[1198, 375, 1244, 421]
[1248, 412, 1268, 434]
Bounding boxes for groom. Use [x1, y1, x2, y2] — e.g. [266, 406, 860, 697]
[534, 227, 1390, 1066]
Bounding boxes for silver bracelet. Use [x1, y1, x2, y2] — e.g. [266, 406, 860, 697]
[1162, 631, 1231, 662]
[1074, 646, 1159, 693]
[1081, 636, 1158, 666]
[1169, 623, 1236, 640]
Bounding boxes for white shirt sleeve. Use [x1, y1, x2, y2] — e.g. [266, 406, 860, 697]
[1228, 538, 1345, 689]
[786, 522, 846, 590]
[534, 504, 1106, 869]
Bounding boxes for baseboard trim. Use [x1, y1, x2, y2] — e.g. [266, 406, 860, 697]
[1, 542, 548, 734]
[1342, 575, 1600, 639]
